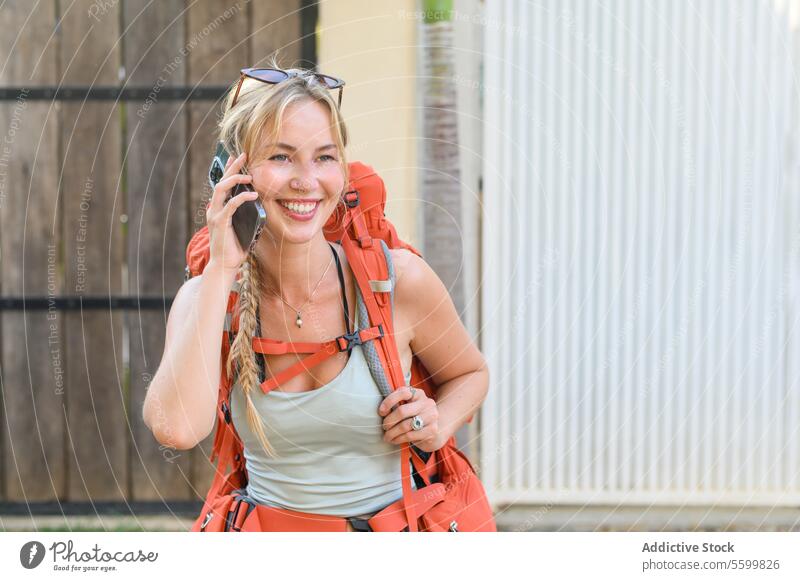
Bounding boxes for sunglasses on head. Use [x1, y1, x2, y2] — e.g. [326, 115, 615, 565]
[231, 67, 346, 109]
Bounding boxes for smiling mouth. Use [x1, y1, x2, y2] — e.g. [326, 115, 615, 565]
[276, 199, 321, 217]
[275, 198, 322, 222]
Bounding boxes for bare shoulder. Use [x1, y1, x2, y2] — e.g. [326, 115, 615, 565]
[390, 247, 446, 319]
[389, 247, 419, 287]
[390, 246, 486, 385]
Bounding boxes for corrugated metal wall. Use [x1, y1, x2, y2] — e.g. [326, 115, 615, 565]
[481, 0, 800, 506]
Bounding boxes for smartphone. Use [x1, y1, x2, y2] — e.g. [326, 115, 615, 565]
[208, 141, 267, 251]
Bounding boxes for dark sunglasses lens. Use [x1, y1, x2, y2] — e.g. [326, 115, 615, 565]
[247, 68, 289, 83]
[316, 74, 343, 89]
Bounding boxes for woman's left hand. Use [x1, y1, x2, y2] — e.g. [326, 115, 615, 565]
[378, 386, 443, 453]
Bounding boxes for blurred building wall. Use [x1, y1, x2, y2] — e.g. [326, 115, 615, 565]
[317, 0, 420, 246]
[481, 0, 800, 513]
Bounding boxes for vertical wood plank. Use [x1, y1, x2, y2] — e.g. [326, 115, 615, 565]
[123, 0, 191, 501]
[186, 0, 252, 241]
[250, 0, 303, 68]
[185, 0, 252, 499]
[0, 0, 63, 502]
[60, 0, 126, 501]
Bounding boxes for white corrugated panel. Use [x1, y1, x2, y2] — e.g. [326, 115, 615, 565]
[481, 0, 800, 506]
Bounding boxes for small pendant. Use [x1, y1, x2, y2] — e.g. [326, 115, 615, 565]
[295, 312, 303, 328]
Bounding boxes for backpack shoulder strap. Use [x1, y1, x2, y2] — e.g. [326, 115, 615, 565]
[355, 241, 435, 483]
[209, 278, 245, 469]
[340, 226, 419, 531]
[356, 238, 397, 398]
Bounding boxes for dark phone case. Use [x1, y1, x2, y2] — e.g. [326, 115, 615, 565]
[210, 143, 267, 251]
[226, 183, 266, 251]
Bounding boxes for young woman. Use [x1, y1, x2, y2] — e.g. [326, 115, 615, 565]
[143, 61, 490, 531]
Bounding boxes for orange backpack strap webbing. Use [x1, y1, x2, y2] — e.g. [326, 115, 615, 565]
[252, 338, 329, 354]
[340, 206, 419, 532]
[205, 281, 247, 488]
[254, 325, 384, 394]
[247, 239, 386, 395]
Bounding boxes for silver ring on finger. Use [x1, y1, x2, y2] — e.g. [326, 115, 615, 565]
[411, 415, 424, 431]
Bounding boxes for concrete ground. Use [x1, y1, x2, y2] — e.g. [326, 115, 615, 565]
[1, 514, 196, 532]
[3, 506, 799, 532]
[492, 505, 800, 532]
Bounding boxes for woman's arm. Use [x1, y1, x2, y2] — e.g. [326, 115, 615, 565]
[388, 249, 490, 448]
[142, 260, 238, 450]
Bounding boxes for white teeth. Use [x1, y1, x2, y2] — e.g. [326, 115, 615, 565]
[279, 201, 317, 214]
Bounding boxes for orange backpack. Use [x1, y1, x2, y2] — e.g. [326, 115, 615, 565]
[185, 161, 496, 532]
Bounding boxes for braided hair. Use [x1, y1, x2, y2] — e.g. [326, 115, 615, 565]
[220, 55, 350, 457]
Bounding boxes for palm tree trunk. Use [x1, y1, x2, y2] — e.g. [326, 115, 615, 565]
[420, 0, 464, 317]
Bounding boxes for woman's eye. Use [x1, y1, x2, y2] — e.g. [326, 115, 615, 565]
[269, 153, 336, 162]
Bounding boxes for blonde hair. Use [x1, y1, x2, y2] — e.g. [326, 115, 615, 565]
[220, 55, 349, 458]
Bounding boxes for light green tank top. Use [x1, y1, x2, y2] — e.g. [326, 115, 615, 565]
[230, 305, 416, 519]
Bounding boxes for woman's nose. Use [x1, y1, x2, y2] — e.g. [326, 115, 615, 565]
[290, 165, 316, 192]
[290, 176, 313, 192]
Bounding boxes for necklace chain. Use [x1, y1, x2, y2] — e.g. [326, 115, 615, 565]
[267, 253, 335, 328]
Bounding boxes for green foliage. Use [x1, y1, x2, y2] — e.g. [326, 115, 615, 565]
[422, 0, 453, 23]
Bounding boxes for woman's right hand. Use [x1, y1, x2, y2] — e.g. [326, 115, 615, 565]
[205, 152, 259, 274]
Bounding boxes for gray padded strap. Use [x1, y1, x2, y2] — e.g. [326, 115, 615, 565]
[357, 239, 396, 398]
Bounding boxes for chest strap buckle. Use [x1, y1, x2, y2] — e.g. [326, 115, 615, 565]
[336, 324, 384, 352]
[337, 330, 363, 351]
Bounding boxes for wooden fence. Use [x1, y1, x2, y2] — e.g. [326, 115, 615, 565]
[0, 0, 311, 506]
